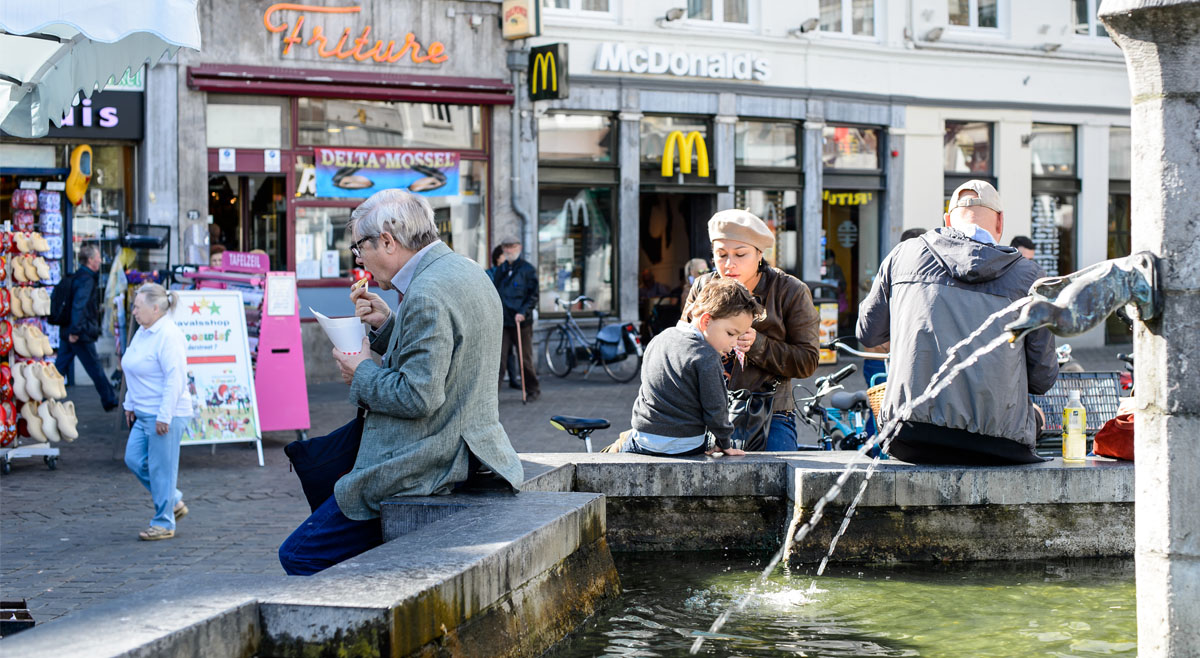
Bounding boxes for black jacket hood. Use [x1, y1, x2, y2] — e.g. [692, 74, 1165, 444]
[921, 227, 1025, 284]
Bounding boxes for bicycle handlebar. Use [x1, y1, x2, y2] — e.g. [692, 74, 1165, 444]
[829, 363, 857, 385]
[822, 337, 890, 360]
[556, 296, 595, 309]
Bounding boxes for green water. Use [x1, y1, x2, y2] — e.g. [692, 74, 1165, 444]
[552, 553, 1136, 657]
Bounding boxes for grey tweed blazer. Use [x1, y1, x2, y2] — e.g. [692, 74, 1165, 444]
[334, 242, 524, 520]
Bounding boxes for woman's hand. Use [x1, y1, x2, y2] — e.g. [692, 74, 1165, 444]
[351, 287, 391, 329]
[125, 410, 136, 428]
[723, 447, 747, 456]
[333, 337, 372, 385]
[155, 421, 169, 436]
[735, 327, 757, 354]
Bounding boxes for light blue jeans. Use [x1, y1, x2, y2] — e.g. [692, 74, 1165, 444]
[124, 414, 188, 531]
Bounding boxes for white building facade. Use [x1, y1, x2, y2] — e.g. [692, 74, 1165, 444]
[522, 0, 1132, 346]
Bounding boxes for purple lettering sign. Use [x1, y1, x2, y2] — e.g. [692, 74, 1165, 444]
[222, 251, 270, 273]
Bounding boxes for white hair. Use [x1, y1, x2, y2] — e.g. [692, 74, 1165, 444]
[136, 283, 177, 313]
[348, 189, 439, 251]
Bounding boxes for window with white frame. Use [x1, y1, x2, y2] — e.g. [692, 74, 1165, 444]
[542, 0, 611, 12]
[687, 0, 749, 24]
[948, 0, 999, 28]
[818, 0, 875, 36]
[1071, 0, 1108, 36]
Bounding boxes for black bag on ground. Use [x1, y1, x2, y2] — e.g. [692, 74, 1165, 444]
[284, 411, 364, 512]
[48, 271, 79, 327]
[727, 382, 778, 451]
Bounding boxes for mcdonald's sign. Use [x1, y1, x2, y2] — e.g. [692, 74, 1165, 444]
[661, 130, 710, 178]
[529, 43, 568, 101]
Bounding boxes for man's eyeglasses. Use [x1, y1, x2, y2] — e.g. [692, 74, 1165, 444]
[350, 235, 375, 259]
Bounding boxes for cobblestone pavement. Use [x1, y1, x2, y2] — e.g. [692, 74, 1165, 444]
[0, 344, 1129, 626]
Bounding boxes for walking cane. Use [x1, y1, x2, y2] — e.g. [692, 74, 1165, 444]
[515, 317, 527, 404]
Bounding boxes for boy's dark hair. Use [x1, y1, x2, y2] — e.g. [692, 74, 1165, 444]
[690, 278, 766, 323]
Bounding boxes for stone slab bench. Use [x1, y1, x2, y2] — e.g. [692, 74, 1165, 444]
[1, 491, 617, 658]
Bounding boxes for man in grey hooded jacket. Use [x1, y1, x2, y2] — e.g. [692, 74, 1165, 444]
[857, 180, 1058, 465]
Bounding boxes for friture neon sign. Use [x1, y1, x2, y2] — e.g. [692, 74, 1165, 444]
[263, 3, 449, 65]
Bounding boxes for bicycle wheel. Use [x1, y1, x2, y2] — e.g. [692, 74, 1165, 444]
[543, 326, 574, 377]
[601, 352, 642, 383]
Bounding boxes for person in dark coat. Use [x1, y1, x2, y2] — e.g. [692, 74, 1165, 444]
[492, 235, 540, 400]
[56, 244, 119, 411]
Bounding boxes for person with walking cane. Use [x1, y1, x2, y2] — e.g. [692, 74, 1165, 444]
[493, 235, 540, 401]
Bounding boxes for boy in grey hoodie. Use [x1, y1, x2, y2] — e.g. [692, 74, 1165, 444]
[604, 278, 765, 456]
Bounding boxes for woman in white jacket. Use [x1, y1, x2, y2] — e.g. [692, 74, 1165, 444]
[122, 284, 193, 541]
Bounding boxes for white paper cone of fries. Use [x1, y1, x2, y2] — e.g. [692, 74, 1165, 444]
[311, 308, 366, 355]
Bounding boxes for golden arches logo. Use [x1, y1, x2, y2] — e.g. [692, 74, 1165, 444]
[532, 51, 557, 95]
[661, 131, 710, 178]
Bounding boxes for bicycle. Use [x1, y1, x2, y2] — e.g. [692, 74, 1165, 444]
[543, 296, 644, 383]
[794, 338, 890, 453]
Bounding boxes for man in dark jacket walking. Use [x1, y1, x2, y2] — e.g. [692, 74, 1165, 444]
[492, 235, 540, 400]
[56, 244, 119, 411]
[857, 180, 1057, 465]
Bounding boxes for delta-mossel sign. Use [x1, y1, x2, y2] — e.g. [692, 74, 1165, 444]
[593, 42, 769, 82]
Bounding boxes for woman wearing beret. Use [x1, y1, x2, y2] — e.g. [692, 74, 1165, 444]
[684, 209, 820, 451]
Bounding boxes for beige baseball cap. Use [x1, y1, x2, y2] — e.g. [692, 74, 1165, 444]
[948, 180, 1002, 213]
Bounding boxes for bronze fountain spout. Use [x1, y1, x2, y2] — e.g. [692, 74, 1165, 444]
[1004, 252, 1162, 342]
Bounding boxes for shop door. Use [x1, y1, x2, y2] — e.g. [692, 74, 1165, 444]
[207, 174, 286, 268]
[638, 192, 715, 333]
[822, 190, 881, 339]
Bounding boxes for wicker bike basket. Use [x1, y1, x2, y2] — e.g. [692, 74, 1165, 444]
[867, 383, 887, 422]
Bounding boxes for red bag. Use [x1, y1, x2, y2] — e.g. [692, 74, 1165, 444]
[1093, 413, 1134, 461]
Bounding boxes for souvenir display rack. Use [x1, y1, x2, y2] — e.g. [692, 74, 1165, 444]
[0, 177, 81, 474]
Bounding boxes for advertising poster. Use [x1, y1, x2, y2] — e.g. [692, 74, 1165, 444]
[818, 302, 839, 365]
[314, 147, 460, 199]
[170, 290, 263, 464]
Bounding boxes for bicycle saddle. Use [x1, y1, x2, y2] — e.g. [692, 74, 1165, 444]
[550, 415, 611, 433]
[829, 390, 870, 411]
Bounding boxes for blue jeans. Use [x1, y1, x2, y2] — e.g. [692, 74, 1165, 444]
[764, 411, 798, 452]
[57, 338, 118, 408]
[124, 414, 188, 530]
[278, 494, 383, 576]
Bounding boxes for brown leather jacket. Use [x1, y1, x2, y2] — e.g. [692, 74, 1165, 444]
[685, 267, 820, 412]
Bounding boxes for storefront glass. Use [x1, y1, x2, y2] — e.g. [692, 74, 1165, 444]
[430, 160, 489, 267]
[822, 125, 880, 170]
[736, 121, 798, 167]
[1105, 192, 1132, 343]
[1109, 126, 1131, 180]
[297, 98, 482, 150]
[640, 116, 709, 167]
[735, 190, 799, 274]
[538, 113, 614, 162]
[73, 145, 134, 267]
[1031, 124, 1076, 177]
[206, 95, 290, 149]
[944, 121, 993, 175]
[537, 186, 615, 315]
[1031, 193, 1077, 277]
[822, 189, 880, 337]
[294, 206, 353, 280]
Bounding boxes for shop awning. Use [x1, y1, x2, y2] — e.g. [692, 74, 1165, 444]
[0, 0, 201, 138]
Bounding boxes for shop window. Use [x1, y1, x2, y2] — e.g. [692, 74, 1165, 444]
[822, 125, 881, 170]
[297, 98, 482, 150]
[736, 121, 798, 168]
[1031, 193, 1077, 277]
[429, 160, 489, 268]
[944, 121, 993, 175]
[537, 187, 616, 315]
[818, 0, 876, 36]
[1106, 192, 1132, 342]
[687, 0, 749, 23]
[736, 190, 800, 274]
[205, 94, 290, 149]
[641, 116, 709, 171]
[822, 189, 881, 337]
[1031, 123, 1076, 177]
[542, 0, 611, 11]
[948, 0, 999, 28]
[1073, 0, 1108, 37]
[73, 145, 134, 267]
[295, 206, 353, 280]
[1109, 126, 1131, 180]
[538, 113, 614, 163]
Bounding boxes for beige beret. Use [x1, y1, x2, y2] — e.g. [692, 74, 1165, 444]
[708, 209, 774, 251]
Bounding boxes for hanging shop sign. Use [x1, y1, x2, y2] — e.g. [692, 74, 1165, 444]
[594, 42, 769, 82]
[530, 43, 568, 101]
[502, 0, 541, 40]
[822, 190, 875, 206]
[661, 131, 710, 178]
[314, 147, 460, 198]
[27, 90, 144, 140]
[262, 3, 449, 65]
[171, 290, 262, 455]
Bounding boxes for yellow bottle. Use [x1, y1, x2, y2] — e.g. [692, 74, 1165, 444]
[1062, 389, 1087, 463]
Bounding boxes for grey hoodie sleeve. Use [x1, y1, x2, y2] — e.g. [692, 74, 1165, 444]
[1024, 327, 1059, 394]
[856, 252, 892, 348]
[697, 353, 733, 449]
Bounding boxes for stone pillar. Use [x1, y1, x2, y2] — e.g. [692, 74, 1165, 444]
[801, 100, 825, 282]
[1100, 2, 1200, 656]
[715, 92, 737, 211]
[617, 99, 642, 324]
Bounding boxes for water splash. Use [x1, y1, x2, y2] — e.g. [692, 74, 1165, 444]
[689, 300, 1029, 654]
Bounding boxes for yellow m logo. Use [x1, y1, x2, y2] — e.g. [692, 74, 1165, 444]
[661, 130, 710, 178]
[532, 51, 557, 95]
